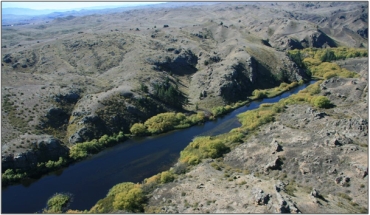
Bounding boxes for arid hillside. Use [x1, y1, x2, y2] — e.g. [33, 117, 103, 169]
[1, 2, 367, 177]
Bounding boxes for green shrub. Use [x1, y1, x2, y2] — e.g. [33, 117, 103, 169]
[252, 89, 267, 99]
[312, 96, 332, 108]
[306, 81, 321, 95]
[160, 171, 175, 183]
[144, 112, 179, 134]
[2, 169, 27, 185]
[180, 136, 229, 165]
[237, 109, 275, 131]
[289, 47, 365, 79]
[89, 196, 115, 213]
[44, 157, 67, 169]
[130, 123, 148, 136]
[45, 193, 72, 213]
[107, 182, 135, 197]
[139, 111, 207, 136]
[112, 187, 145, 212]
[69, 132, 126, 160]
[323, 71, 338, 79]
[211, 106, 227, 117]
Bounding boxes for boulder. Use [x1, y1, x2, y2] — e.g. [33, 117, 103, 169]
[271, 139, 282, 152]
[252, 188, 270, 205]
[310, 188, 319, 198]
[264, 156, 281, 172]
[335, 176, 350, 186]
[3, 53, 12, 63]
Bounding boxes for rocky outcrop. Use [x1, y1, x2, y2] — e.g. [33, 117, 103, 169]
[300, 30, 337, 48]
[147, 49, 198, 75]
[53, 89, 81, 104]
[271, 139, 282, 152]
[357, 27, 368, 39]
[274, 181, 300, 213]
[264, 156, 282, 172]
[191, 50, 308, 105]
[67, 88, 172, 144]
[2, 135, 69, 171]
[252, 188, 270, 205]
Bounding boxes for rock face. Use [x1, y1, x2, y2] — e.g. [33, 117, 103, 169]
[147, 49, 198, 75]
[190, 51, 308, 106]
[2, 135, 69, 171]
[67, 88, 172, 144]
[272, 30, 338, 51]
[301, 30, 338, 48]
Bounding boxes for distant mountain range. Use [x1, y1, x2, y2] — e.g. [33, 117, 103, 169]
[1, 2, 218, 25]
[2, 7, 76, 16]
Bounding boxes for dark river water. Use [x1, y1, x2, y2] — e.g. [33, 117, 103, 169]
[1, 81, 314, 213]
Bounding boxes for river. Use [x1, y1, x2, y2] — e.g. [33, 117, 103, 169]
[1, 81, 314, 213]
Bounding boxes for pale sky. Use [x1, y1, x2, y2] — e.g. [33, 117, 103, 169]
[2, 2, 165, 10]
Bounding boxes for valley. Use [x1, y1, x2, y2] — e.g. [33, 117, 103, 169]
[1, 1, 368, 214]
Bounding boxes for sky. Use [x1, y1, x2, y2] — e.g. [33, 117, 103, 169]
[2, 2, 165, 10]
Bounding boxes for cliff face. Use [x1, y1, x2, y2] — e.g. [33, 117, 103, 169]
[67, 87, 173, 144]
[2, 135, 69, 171]
[189, 49, 308, 107]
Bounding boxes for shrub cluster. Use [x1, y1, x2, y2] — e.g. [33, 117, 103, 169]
[44, 193, 72, 213]
[2, 169, 27, 185]
[130, 112, 206, 136]
[90, 182, 145, 213]
[90, 169, 177, 213]
[152, 78, 186, 109]
[237, 108, 276, 130]
[312, 96, 332, 108]
[36, 156, 68, 174]
[3, 132, 127, 186]
[180, 136, 230, 165]
[211, 105, 232, 117]
[69, 132, 125, 160]
[251, 81, 301, 100]
[288, 47, 366, 79]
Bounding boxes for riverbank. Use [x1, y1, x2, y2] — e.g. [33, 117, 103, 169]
[2, 79, 318, 213]
[2, 79, 310, 187]
[74, 53, 366, 213]
[143, 60, 368, 213]
[87, 57, 368, 214]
